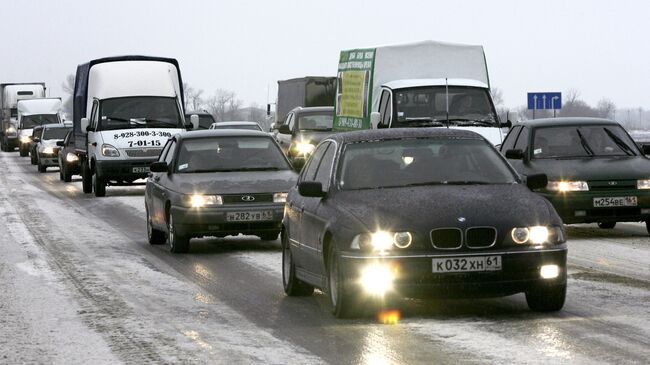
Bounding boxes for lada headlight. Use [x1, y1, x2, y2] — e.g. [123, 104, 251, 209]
[101, 144, 120, 157]
[351, 230, 413, 251]
[546, 180, 588, 192]
[66, 153, 79, 162]
[637, 179, 650, 189]
[185, 194, 223, 208]
[511, 226, 563, 245]
[294, 142, 315, 155]
[273, 192, 288, 203]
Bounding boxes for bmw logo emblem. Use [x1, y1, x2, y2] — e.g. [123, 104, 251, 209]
[457, 217, 466, 223]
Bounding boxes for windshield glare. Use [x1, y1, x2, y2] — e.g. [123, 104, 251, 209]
[42, 127, 71, 140]
[99, 96, 182, 131]
[394, 86, 497, 126]
[533, 125, 637, 158]
[21, 114, 60, 129]
[339, 138, 516, 190]
[176, 137, 290, 173]
[298, 113, 333, 131]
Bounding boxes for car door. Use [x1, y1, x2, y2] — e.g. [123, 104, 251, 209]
[289, 142, 329, 269]
[150, 139, 177, 228]
[300, 141, 336, 275]
[87, 100, 100, 162]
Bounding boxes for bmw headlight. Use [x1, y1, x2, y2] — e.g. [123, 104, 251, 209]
[294, 141, 315, 155]
[351, 230, 413, 251]
[546, 180, 588, 192]
[101, 144, 120, 157]
[510, 226, 563, 245]
[185, 194, 223, 208]
[637, 179, 650, 189]
[273, 192, 288, 203]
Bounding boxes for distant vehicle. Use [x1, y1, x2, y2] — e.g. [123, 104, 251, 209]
[209, 121, 262, 131]
[0, 82, 46, 151]
[501, 117, 650, 233]
[269, 76, 336, 132]
[145, 130, 297, 253]
[276, 106, 334, 169]
[184, 111, 215, 130]
[57, 130, 80, 182]
[282, 128, 566, 318]
[72, 56, 191, 197]
[33, 124, 71, 173]
[332, 41, 510, 145]
[16, 98, 63, 156]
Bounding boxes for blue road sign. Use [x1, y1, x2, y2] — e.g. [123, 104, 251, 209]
[527, 92, 562, 110]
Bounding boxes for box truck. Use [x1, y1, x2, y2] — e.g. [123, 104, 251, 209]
[16, 98, 63, 156]
[269, 76, 336, 129]
[1, 82, 46, 151]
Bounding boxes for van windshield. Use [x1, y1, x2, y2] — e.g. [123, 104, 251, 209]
[21, 114, 60, 129]
[392, 86, 498, 128]
[98, 96, 182, 131]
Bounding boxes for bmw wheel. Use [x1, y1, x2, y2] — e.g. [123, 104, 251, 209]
[326, 244, 360, 318]
[282, 230, 314, 296]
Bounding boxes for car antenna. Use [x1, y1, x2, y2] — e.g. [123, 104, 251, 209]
[445, 78, 450, 128]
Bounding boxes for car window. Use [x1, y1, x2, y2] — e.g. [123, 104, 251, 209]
[164, 140, 176, 166]
[300, 142, 329, 182]
[514, 126, 529, 151]
[314, 142, 336, 190]
[500, 126, 521, 152]
[379, 89, 392, 127]
[158, 139, 173, 162]
[286, 113, 295, 131]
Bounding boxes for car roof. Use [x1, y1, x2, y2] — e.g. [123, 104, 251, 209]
[213, 121, 259, 126]
[288, 106, 334, 114]
[326, 127, 484, 144]
[516, 117, 620, 128]
[42, 123, 69, 129]
[175, 129, 272, 141]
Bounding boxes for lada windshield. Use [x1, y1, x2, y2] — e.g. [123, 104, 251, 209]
[339, 138, 516, 190]
[213, 124, 262, 131]
[533, 125, 638, 158]
[98, 96, 182, 131]
[298, 113, 333, 131]
[21, 114, 60, 129]
[42, 127, 71, 140]
[393, 86, 498, 127]
[176, 136, 291, 173]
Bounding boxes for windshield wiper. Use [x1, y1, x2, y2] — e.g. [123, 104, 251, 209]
[603, 128, 635, 156]
[142, 118, 181, 127]
[404, 118, 444, 127]
[575, 129, 594, 156]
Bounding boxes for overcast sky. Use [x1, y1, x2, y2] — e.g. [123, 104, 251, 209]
[1, 0, 649, 111]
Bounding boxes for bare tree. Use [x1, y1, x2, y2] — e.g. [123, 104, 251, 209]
[61, 74, 75, 116]
[596, 98, 616, 119]
[183, 82, 204, 111]
[204, 89, 242, 122]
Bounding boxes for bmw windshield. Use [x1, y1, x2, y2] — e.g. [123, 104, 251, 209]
[339, 138, 517, 190]
[98, 96, 183, 131]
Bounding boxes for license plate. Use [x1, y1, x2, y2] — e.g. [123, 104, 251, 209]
[132, 167, 150, 173]
[593, 196, 637, 208]
[226, 211, 273, 222]
[432, 256, 502, 273]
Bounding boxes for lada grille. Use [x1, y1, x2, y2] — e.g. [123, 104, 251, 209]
[222, 194, 273, 204]
[430, 228, 463, 249]
[465, 227, 497, 248]
[588, 180, 636, 191]
[124, 148, 163, 158]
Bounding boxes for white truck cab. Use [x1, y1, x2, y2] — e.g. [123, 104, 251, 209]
[16, 98, 63, 156]
[74, 56, 191, 197]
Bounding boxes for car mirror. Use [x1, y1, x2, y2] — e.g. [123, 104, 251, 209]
[370, 112, 381, 129]
[501, 120, 512, 129]
[150, 161, 169, 173]
[526, 173, 548, 190]
[33, 137, 40, 143]
[505, 149, 524, 159]
[298, 181, 326, 198]
[190, 114, 199, 131]
[278, 124, 291, 134]
[80, 117, 89, 133]
[642, 144, 650, 155]
[56, 141, 65, 147]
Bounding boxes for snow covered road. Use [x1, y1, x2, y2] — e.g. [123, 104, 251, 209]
[1, 151, 649, 364]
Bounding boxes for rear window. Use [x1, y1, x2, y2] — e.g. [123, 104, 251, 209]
[43, 127, 71, 140]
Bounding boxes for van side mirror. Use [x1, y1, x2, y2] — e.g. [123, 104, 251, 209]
[81, 118, 89, 133]
[501, 120, 512, 129]
[190, 114, 199, 130]
[370, 112, 381, 129]
[56, 141, 65, 147]
[505, 149, 524, 160]
[150, 161, 169, 173]
[526, 173, 548, 190]
[507, 111, 519, 125]
[278, 124, 291, 134]
[298, 181, 326, 198]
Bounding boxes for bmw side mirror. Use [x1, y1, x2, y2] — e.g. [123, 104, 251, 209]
[505, 149, 524, 160]
[526, 173, 548, 190]
[298, 181, 326, 198]
[149, 161, 169, 173]
[642, 144, 650, 155]
[278, 124, 291, 134]
[56, 141, 65, 147]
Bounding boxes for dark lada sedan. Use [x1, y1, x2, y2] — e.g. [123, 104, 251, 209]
[282, 128, 567, 318]
[145, 130, 298, 253]
[500, 118, 650, 232]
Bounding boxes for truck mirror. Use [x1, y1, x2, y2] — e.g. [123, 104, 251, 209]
[370, 112, 381, 129]
[505, 149, 524, 160]
[526, 173, 548, 190]
[80, 118, 89, 133]
[507, 111, 519, 125]
[56, 141, 65, 147]
[278, 124, 291, 134]
[190, 114, 199, 130]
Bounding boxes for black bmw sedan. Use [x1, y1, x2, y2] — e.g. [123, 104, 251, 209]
[145, 130, 298, 253]
[500, 118, 650, 232]
[282, 128, 567, 318]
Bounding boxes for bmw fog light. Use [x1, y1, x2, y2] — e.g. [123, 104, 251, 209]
[360, 264, 394, 296]
[540, 264, 560, 279]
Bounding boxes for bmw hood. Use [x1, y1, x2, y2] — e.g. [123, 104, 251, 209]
[529, 156, 650, 181]
[333, 184, 556, 231]
[170, 170, 298, 195]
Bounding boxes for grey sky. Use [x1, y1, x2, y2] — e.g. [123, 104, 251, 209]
[1, 0, 649, 110]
